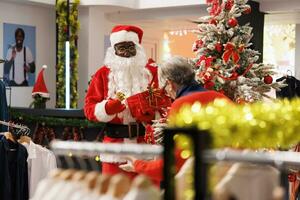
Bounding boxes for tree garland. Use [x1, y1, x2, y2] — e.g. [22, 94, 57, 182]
[55, 0, 80, 108]
[169, 99, 300, 150]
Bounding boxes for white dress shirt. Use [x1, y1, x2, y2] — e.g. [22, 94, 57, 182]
[23, 141, 57, 198]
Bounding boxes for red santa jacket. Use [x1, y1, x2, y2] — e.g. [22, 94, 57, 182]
[84, 64, 158, 123]
[84, 64, 158, 162]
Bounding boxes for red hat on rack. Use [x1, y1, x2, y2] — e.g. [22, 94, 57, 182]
[32, 65, 50, 98]
[110, 25, 143, 46]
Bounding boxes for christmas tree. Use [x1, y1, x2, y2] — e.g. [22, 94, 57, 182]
[193, 0, 284, 103]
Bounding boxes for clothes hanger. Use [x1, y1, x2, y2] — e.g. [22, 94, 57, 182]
[59, 169, 77, 181]
[83, 171, 99, 190]
[123, 175, 160, 200]
[18, 135, 31, 144]
[107, 174, 131, 198]
[4, 131, 16, 143]
[71, 170, 87, 182]
[48, 168, 64, 179]
[131, 175, 152, 189]
[95, 174, 111, 195]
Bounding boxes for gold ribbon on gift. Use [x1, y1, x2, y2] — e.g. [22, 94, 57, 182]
[146, 86, 164, 109]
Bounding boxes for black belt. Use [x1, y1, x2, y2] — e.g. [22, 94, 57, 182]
[105, 123, 145, 138]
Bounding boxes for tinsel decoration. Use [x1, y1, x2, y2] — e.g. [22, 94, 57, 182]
[169, 99, 300, 149]
[55, 0, 80, 108]
[193, 0, 285, 102]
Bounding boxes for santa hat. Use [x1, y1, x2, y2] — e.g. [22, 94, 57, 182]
[32, 65, 50, 98]
[110, 25, 143, 46]
[169, 91, 232, 117]
[147, 58, 158, 67]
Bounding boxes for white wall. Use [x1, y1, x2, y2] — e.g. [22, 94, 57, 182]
[0, 1, 56, 108]
[77, 7, 114, 108]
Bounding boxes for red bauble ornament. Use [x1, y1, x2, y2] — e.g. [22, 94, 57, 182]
[204, 81, 215, 89]
[228, 18, 238, 27]
[263, 75, 273, 84]
[243, 7, 252, 14]
[230, 72, 239, 79]
[215, 42, 223, 52]
[209, 19, 218, 25]
[225, 0, 234, 10]
[64, 26, 68, 33]
[288, 173, 297, 182]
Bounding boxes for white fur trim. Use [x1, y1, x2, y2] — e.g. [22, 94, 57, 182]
[100, 154, 127, 163]
[118, 101, 136, 124]
[42, 65, 47, 69]
[94, 100, 116, 122]
[32, 92, 50, 98]
[100, 138, 139, 163]
[110, 30, 139, 46]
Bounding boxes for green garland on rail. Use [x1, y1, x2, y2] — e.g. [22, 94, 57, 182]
[10, 110, 105, 128]
[55, 0, 80, 108]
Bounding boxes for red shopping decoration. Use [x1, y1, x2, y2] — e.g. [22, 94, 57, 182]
[127, 86, 172, 123]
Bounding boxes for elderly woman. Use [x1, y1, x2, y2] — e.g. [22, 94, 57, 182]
[119, 56, 229, 185]
[159, 55, 206, 99]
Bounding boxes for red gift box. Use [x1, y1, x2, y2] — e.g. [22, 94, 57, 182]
[127, 87, 172, 123]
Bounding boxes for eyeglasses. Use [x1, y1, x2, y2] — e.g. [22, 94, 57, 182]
[115, 45, 136, 54]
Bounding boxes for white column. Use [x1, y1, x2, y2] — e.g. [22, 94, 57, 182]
[77, 7, 113, 108]
[295, 24, 300, 79]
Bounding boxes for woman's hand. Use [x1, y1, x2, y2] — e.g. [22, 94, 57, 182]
[118, 156, 138, 172]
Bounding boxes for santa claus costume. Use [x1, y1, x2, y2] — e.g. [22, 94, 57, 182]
[84, 25, 159, 177]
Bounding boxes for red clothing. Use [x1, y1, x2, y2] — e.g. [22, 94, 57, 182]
[133, 149, 186, 183]
[84, 65, 158, 124]
[84, 64, 158, 170]
[133, 91, 231, 182]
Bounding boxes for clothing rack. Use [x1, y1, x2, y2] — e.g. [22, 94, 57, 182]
[50, 141, 163, 158]
[204, 149, 300, 170]
[50, 130, 300, 200]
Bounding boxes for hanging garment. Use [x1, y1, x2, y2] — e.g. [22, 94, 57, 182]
[276, 76, 300, 99]
[22, 141, 57, 198]
[214, 163, 280, 200]
[0, 80, 9, 132]
[0, 136, 29, 200]
[175, 157, 194, 200]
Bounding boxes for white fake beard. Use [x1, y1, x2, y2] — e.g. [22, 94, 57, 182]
[104, 44, 151, 98]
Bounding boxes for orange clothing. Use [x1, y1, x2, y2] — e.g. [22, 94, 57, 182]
[133, 149, 186, 183]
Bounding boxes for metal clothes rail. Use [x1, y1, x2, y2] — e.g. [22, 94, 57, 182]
[50, 141, 163, 158]
[204, 149, 300, 170]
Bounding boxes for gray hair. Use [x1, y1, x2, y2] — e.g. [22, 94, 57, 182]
[158, 56, 195, 87]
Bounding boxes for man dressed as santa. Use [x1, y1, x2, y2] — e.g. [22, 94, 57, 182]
[84, 25, 159, 177]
